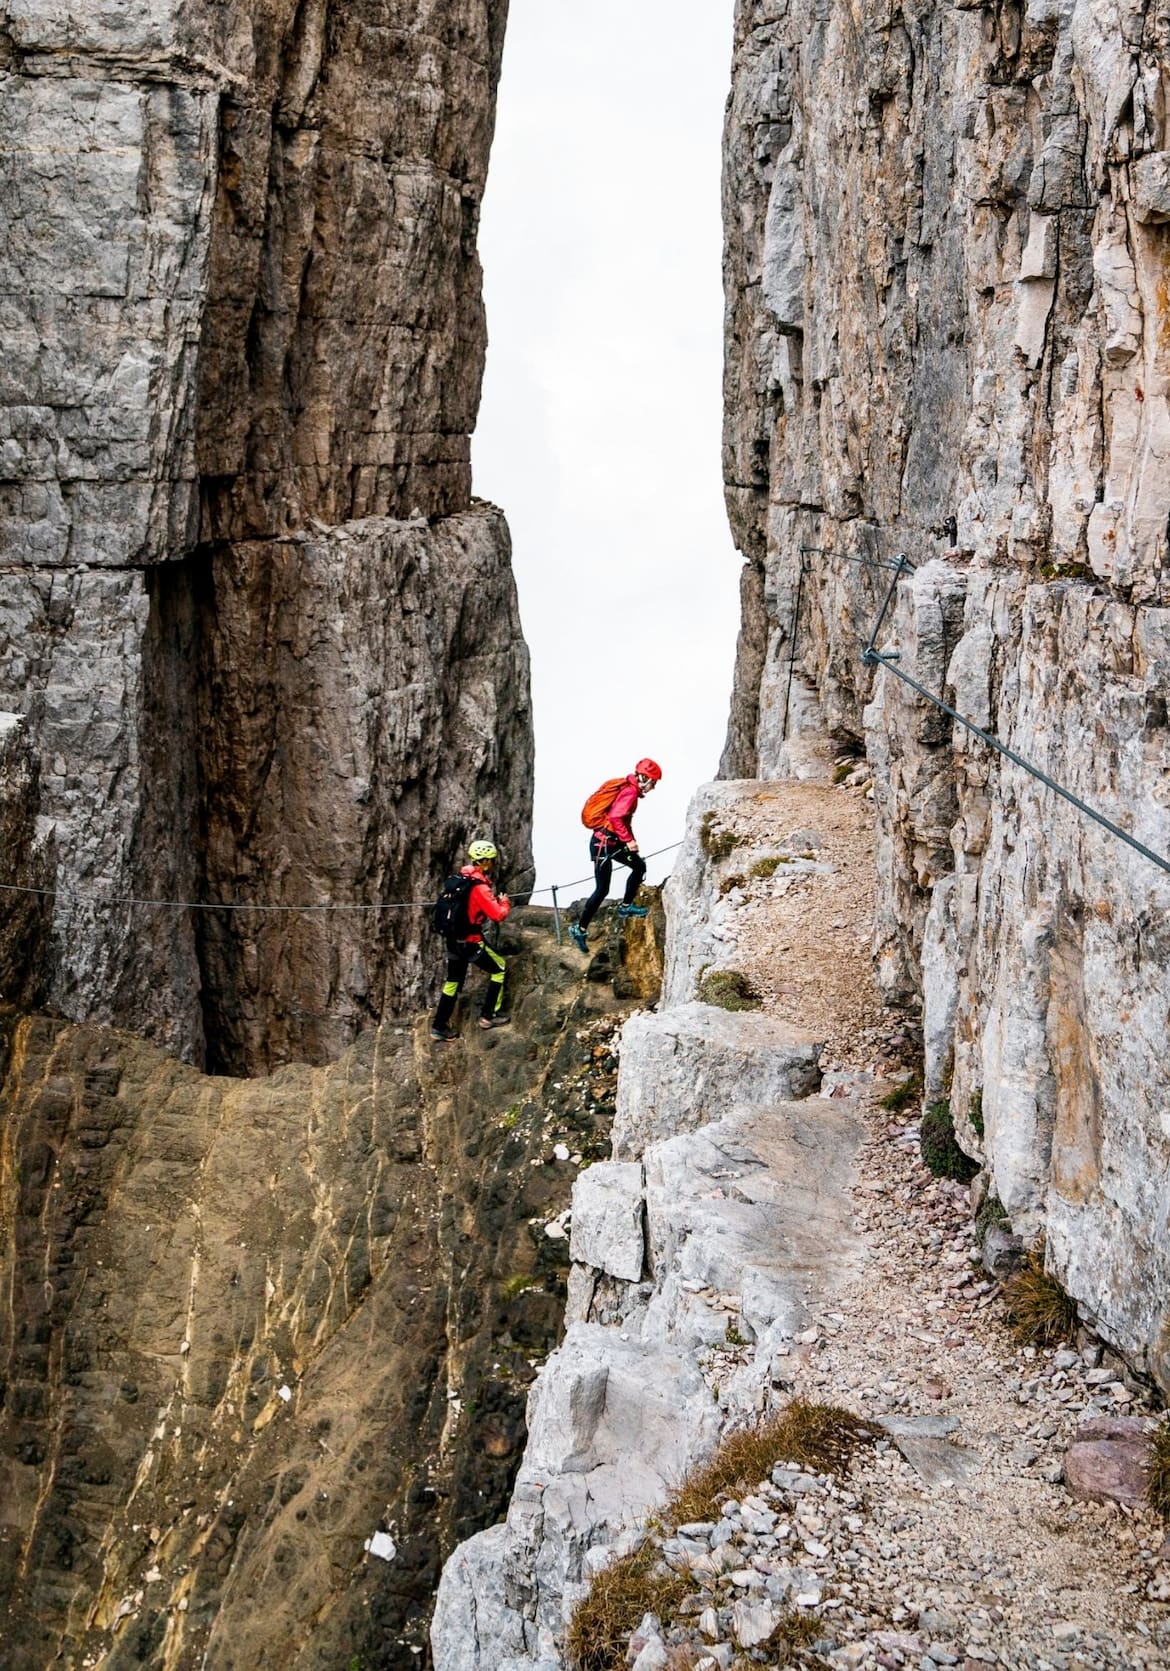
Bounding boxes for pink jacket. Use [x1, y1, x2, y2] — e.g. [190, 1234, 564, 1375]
[603, 776, 640, 845]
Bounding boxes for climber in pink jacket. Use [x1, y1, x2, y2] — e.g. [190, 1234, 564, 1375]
[570, 759, 662, 952]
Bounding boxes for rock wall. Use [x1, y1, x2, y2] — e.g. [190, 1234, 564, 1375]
[0, 913, 633, 1670]
[721, 0, 1170, 1387]
[0, 0, 530, 1069]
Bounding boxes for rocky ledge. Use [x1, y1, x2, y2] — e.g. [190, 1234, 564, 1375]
[431, 781, 1170, 1671]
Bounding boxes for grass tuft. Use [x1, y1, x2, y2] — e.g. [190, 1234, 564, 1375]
[698, 969, 761, 1012]
[920, 1099, 979, 1182]
[763, 1607, 822, 1660]
[879, 1073, 921, 1113]
[1002, 1243, 1079, 1345]
[500, 1272, 541, 1300]
[1039, 559, 1095, 583]
[667, 1402, 879, 1527]
[700, 812, 741, 861]
[719, 873, 746, 896]
[750, 854, 792, 879]
[1148, 1419, 1170, 1521]
[563, 1544, 687, 1671]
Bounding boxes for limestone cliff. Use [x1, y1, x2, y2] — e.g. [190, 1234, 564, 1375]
[0, 913, 649, 1670]
[721, 0, 1170, 1388]
[0, 0, 530, 1071]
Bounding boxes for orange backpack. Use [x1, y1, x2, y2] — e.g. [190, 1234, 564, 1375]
[581, 777, 628, 830]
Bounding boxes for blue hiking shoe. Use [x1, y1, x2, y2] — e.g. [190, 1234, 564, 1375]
[618, 903, 648, 918]
[569, 924, 589, 953]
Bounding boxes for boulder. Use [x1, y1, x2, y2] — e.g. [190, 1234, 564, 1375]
[1064, 1417, 1154, 1508]
[641, 1099, 865, 1351]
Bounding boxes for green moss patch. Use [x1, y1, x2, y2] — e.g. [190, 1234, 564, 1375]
[968, 1090, 984, 1138]
[750, 854, 794, 880]
[700, 811, 742, 860]
[975, 1193, 1009, 1244]
[880, 1073, 922, 1113]
[697, 969, 761, 1012]
[920, 1100, 979, 1182]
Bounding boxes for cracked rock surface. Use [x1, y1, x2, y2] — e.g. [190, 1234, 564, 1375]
[721, 0, 1170, 1396]
[0, 0, 530, 1068]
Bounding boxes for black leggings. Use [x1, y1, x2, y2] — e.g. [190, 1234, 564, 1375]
[433, 940, 507, 1028]
[579, 832, 646, 930]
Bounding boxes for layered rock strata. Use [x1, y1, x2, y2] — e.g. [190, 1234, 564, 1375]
[0, 911, 637, 1670]
[431, 784, 867, 1669]
[0, 0, 529, 1069]
[721, 0, 1170, 1387]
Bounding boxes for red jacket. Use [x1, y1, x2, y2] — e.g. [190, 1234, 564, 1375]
[461, 865, 510, 941]
[602, 775, 641, 845]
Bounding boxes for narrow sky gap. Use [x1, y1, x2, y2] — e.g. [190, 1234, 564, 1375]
[474, 0, 741, 894]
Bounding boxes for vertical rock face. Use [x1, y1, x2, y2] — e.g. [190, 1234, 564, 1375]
[0, 0, 530, 1070]
[0, 920, 638, 1669]
[721, 0, 1170, 1389]
[193, 509, 531, 1073]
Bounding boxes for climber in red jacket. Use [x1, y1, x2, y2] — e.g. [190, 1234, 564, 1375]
[570, 759, 662, 953]
[431, 841, 512, 1041]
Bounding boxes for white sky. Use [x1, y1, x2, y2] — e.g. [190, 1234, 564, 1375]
[473, 0, 742, 900]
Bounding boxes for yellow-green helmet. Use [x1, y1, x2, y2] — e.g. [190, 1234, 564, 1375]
[468, 840, 498, 864]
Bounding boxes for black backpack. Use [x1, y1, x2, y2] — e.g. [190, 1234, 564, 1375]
[431, 873, 475, 940]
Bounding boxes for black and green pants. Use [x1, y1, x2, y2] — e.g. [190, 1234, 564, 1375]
[433, 939, 506, 1029]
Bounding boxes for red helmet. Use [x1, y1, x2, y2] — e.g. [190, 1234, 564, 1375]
[635, 758, 662, 781]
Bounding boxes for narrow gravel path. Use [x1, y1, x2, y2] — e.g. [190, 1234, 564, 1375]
[634, 780, 1170, 1671]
